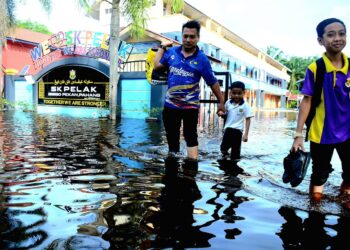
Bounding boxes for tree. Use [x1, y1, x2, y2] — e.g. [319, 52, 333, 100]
[0, 0, 51, 108]
[0, 0, 16, 104]
[265, 46, 316, 94]
[266, 46, 285, 62]
[283, 56, 316, 93]
[66, 0, 184, 119]
[1, 0, 184, 117]
[16, 20, 52, 35]
[100, 0, 184, 119]
[163, 0, 184, 15]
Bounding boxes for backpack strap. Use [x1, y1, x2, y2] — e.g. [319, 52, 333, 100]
[313, 58, 326, 107]
[304, 56, 350, 141]
[304, 58, 325, 142]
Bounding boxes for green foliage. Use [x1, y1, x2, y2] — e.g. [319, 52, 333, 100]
[77, 0, 96, 15]
[286, 100, 298, 109]
[38, 0, 52, 13]
[163, 0, 184, 13]
[283, 56, 317, 93]
[170, 0, 185, 13]
[16, 20, 52, 34]
[16, 101, 35, 112]
[143, 106, 163, 118]
[122, 0, 153, 38]
[2, 0, 52, 34]
[0, 97, 37, 112]
[0, 98, 35, 111]
[121, 0, 184, 38]
[0, 97, 14, 110]
[266, 46, 317, 94]
[266, 46, 285, 61]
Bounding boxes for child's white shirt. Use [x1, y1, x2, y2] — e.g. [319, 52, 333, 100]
[223, 100, 254, 131]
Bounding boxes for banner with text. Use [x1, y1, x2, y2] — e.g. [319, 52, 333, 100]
[38, 66, 109, 108]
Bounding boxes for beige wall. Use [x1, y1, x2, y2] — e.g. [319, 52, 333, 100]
[264, 94, 281, 109]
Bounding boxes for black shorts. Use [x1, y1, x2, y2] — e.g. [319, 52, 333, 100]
[162, 106, 199, 153]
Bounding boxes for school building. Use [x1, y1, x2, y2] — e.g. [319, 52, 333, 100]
[1, 0, 290, 125]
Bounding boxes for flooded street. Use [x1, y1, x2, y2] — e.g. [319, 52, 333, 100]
[0, 110, 348, 249]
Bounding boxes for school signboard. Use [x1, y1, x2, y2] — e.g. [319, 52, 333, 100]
[30, 30, 134, 109]
[38, 66, 109, 108]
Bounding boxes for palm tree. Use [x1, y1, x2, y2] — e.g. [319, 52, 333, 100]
[266, 46, 285, 62]
[265, 46, 318, 94]
[106, 0, 153, 120]
[0, 0, 15, 105]
[62, 0, 153, 119]
[0, 0, 51, 108]
[98, 0, 184, 119]
[163, 0, 184, 15]
[1, 0, 184, 117]
[283, 56, 316, 93]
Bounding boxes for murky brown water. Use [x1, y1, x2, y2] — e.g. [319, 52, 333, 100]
[0, 110, 348, 249]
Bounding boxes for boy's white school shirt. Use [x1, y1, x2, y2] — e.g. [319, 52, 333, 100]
[223, 100, 254, 131]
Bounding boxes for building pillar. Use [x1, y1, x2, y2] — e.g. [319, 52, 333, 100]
[281, 94, 286, 108]
[254, 89, 259, 108]
[260, 90, 265, 108]
[255, 89, 265, 108]
[3, 69, 18, 105]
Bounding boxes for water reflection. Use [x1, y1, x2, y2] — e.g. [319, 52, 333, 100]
[0, 207, 48, 249]
[45, 235, 109, 249]
[277, 206, 350, 249]
[0, 110, 349, 249]
[0, 112, 119, 249]
[213, 160, 246, 239]
[143, 159, 214, 248]
[114, 118, 165, 154]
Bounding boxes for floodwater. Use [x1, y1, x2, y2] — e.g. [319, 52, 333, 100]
[0, 110, 348, 249]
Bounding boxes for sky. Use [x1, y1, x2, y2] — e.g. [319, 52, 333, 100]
[186, 0, 350, 57]
[15, 0, 350, 57]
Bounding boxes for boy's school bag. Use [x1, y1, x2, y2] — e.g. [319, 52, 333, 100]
[304, 56, 350, 141]
[304, 58, 324, 142]
[145, 48, 168, 85]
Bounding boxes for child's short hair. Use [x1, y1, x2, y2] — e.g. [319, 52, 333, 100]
[229, 81, 245, 91]
[316, 18, 346, 38]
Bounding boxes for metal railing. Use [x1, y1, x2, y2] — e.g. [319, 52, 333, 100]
[119, 60, 146, 72]
[118, 63, 230, 131]
[198, 71, 230, 132]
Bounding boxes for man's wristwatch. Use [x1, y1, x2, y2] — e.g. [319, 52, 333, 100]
[159, 45, 167, 50]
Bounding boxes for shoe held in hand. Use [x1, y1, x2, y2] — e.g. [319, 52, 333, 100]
[282, 149, 311, 187]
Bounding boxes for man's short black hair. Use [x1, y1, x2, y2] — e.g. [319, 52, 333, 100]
[182, 20, 201, 34]
[316, 18, 346, 38]
[229, 81, 245, 91]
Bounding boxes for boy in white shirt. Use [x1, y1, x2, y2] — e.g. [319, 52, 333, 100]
[220, 81, 254, 160]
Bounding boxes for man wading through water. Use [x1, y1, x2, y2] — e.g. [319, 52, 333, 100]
[154, 20, 225, 160]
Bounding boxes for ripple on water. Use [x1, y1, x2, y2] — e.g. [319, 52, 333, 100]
[1, 111, 350, 249]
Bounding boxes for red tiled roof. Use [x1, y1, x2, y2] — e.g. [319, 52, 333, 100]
[7, 28, 51, 44]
